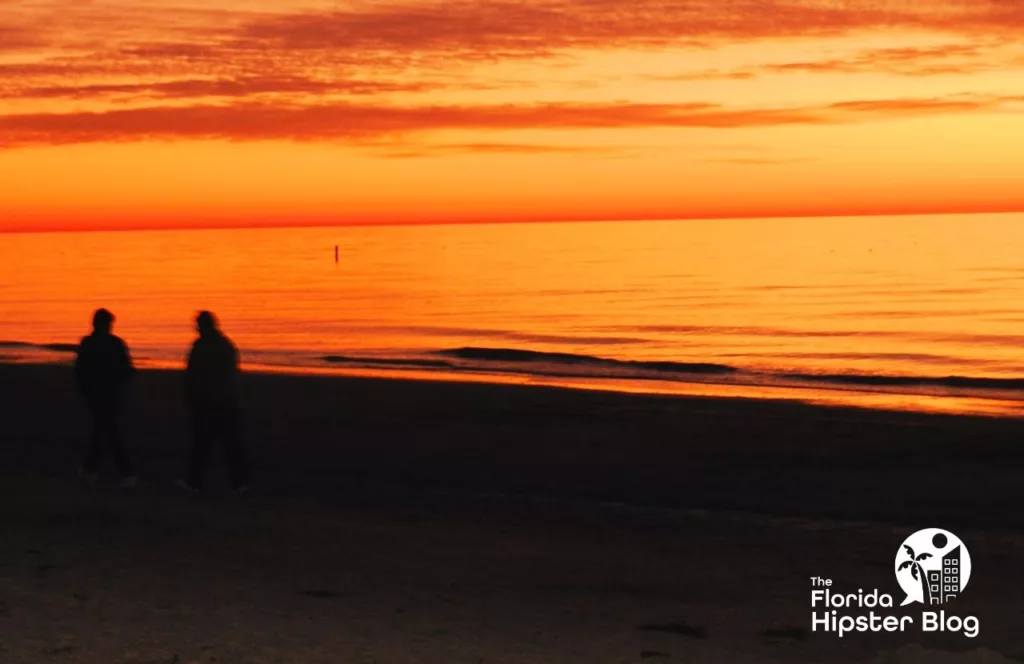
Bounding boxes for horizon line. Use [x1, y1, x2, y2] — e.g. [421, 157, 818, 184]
[4, 207, 1024, 235]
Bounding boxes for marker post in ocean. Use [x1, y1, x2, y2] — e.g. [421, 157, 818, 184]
[334, 245, 339, 263]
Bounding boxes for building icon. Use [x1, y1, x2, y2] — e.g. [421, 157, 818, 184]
[926, 545, 962, 604]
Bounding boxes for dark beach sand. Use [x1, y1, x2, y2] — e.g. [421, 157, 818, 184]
[2, 363, 1023, 663]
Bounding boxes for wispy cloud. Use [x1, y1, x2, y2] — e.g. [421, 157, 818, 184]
[827, 96, 1011, 114]
[0, 25, 47, 51]
[654, 42, 1011, 81]
[5, 1, 1024, 92]
[758, 43, 1004, 77]
[6, 76, 438, 101]
[375, 142, 629, 158]
[2, 1, 1024, 149]
[705, 157, 815, 165]
[232, 0, 1024, 56]
[2, 94, 1021, 147]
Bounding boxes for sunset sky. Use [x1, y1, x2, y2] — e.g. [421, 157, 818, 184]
[2, 0, 1024, 231]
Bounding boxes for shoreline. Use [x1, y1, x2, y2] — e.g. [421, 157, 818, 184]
[4, 361, 1024, 528]
[4, 348, 1024, 419]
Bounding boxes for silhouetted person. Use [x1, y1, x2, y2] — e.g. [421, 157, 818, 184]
[179, 311, 249, 494]
[74, 308, 137, 486]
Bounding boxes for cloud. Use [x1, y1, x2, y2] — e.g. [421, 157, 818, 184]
[6, 76, 437, 100]
[3, 0, 1024, 150]
[233, 1, 1024, 57]
[649, 70, 758, 82]
[0, 24, 50, 51]
[827, 96, 1010, 114]
[705, 157, 815, 165]
[7, 2, 1024, 84]
[760, 43, 1001, 76]
[1, 1, 1023, 116]
[654, 42, 1012, 81]
[375, 142, 629, 158]
[2, 94, 1020, 147]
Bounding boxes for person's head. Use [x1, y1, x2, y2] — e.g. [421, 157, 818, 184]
[92, 308, 114, 334]
[196, 310, 218, 336]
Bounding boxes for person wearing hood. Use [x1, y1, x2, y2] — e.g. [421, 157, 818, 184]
[74, 308, 137, 487]
[179, 311, 249, 494]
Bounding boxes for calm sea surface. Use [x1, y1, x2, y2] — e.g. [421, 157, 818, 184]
[4, 214, 1024, 415]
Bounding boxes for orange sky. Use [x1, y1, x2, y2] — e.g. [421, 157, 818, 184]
[3, 0, 1024, 231]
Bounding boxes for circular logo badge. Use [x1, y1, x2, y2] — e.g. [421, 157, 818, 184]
[895, 528, 971, 607]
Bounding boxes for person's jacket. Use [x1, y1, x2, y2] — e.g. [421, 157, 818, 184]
[185, 331, 239, 410]
[74, 333, 135, 403]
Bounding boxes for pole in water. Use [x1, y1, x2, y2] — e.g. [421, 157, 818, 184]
[334, 245, 339, 263]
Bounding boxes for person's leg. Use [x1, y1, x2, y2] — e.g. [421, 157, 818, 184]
[82, 403, 107, 477]
[186, 409, 214, 489]
[106, 401, 135, 480]
[220, 408, 249, 491]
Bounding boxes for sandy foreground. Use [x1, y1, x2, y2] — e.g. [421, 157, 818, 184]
[1, 363, 1023, 663]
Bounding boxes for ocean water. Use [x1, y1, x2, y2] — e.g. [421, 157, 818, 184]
[3, 214, 1024, 416]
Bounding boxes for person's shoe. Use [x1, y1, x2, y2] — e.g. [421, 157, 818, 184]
[232, 485, 250, 497]
[119, 476, 138, 489]
[77, 468, 98, 486]
[175, 479, 201, 494]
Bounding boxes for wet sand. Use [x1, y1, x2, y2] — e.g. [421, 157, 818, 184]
[1, 363, 1023, 663]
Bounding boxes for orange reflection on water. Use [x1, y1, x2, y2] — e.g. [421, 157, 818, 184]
[3, 215, 1024, 417]
[224, 363, 1024, 419]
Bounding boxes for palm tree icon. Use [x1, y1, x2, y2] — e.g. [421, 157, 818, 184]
[898, 545, 933, 604]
